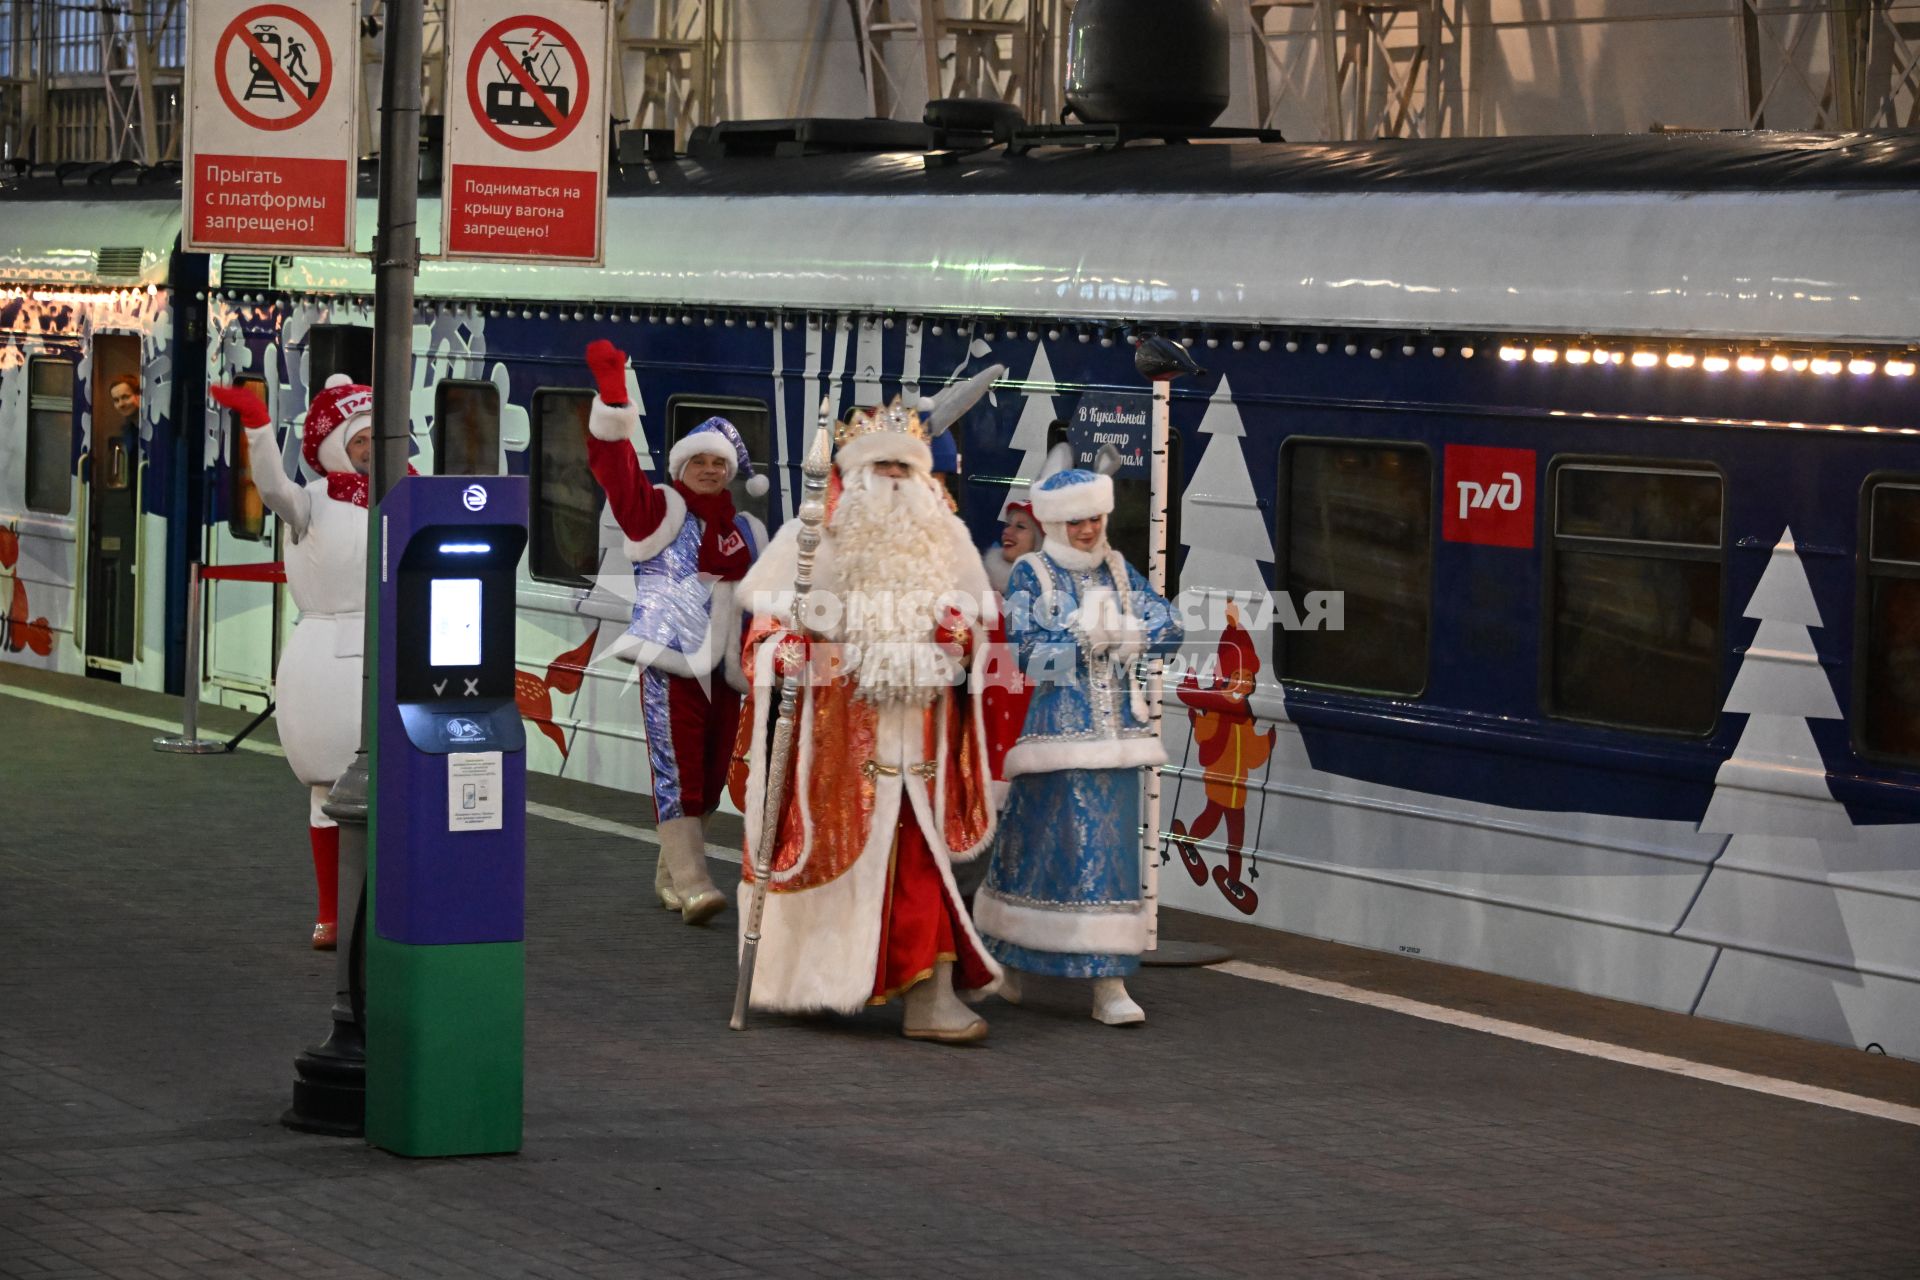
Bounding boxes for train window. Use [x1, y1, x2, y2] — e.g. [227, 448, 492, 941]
[431, 380, 501, 476]
[1105, 433, 1183, 597]
[309, 325, 374, 390]
[226, 377, 269, 541]
[530, 388, 604, 585]
[1859, 478, 1920, 761]
[1545, 461, 1723, 735]
[26, 357, 76, 514]
[1280, 440, 1432, 696]
[666, 395, 771, 521]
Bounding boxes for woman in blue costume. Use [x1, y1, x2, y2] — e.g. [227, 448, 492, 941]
[973, 444, 1183, 1026]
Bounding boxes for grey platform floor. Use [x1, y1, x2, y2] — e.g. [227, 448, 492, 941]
[3, 664, 1919, 1279]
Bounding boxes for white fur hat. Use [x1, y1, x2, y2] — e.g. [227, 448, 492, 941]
[1028, 440, 1118, 523]
[666, 416, 769, 497]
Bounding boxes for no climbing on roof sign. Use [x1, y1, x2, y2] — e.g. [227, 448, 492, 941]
[183, 0, 359, 254]
[444, 0, 612, 264]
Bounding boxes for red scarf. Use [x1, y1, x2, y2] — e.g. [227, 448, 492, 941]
[328, 464, 419, 508]
[675, 482, 751, 580]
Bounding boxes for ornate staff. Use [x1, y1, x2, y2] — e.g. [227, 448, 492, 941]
[731, 400, 834, 1030]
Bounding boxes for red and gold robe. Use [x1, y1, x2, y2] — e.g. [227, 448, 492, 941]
[733, 512, 1003, 1015]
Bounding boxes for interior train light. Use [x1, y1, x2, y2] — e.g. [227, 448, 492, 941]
[439, 542, 492, 555]
[1737, 353, 1767, 373]
[1499, 344, 1527, 362]
[1532, 347, 1559, 364]
[1849, 356, 1877, 375]
[1810, 351, 1843, 375]
[1665, 350, 1696, 369]
[1631, 349, 1659, 368]
[1790, 350, 1812, 371]
[1564, 348, 1592, 365]
[1702, 352, 1732, 373]
[1886, 358, 1917, 377]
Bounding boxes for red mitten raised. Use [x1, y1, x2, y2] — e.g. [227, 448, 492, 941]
[584, 339, 630, 406]
[209, 382, 271, 430]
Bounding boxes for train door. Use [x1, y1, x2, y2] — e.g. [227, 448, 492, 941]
[83, 334, 143, 676]
[203, 375, 282, 702]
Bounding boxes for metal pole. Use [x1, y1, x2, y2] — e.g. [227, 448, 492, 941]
[153, 562, 222, 752]
[284, 0, 423, 1136]
[1141, 379, 1168, 951]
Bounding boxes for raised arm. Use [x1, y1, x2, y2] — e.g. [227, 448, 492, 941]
[211, 383, 310, 540]
[581, 339, 669, 542]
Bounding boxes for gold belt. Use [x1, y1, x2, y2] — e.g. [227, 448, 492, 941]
[862, 760, 938, 779]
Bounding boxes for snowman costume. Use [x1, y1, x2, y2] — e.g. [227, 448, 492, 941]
[213, 375, 402, 947]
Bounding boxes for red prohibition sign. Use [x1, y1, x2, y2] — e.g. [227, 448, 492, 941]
[467, 16, 590, 152]
[214, 5, 333, 132]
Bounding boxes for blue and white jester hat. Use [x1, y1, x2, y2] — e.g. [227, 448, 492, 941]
[1029, 440, 1122, 523]
[667, 416, 769, 497]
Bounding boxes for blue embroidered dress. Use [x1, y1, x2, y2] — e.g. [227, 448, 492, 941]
[973, 543, 1183, 978]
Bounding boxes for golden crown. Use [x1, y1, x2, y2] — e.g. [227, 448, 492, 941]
[834, 397, 930, 448]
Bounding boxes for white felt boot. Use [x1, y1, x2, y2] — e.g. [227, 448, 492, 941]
[902, 961, 988, 1044]
[659, 816, 725, 926]
[1091, 977, 1145, 1027]
[654, 850, 681, 911]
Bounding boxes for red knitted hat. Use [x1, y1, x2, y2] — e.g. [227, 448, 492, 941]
[303, 374, 373, 474]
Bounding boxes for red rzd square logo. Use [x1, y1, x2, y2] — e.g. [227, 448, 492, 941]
[1442, 445, 1536, 547]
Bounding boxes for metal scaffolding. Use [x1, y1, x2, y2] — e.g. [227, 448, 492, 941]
[5, 2, 1918, 165]
[1737, 0, 1920, 130]
[849, 1, 1074, 123]
[2, 0, 183, 163]
[1248, 0, 1460, 140]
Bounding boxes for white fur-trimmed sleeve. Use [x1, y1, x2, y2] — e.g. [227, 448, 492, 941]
[588, 396, 637, 442]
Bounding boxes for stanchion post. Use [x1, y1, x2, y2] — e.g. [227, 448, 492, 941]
[1138, 340, 1231, 968]
[153, 561, 222, 754]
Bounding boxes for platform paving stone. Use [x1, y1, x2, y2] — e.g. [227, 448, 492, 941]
[3, 675, 1920, 1278]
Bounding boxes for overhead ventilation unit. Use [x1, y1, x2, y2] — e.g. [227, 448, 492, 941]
[221, 255, 278, 290]
[94, 246, 146, 281]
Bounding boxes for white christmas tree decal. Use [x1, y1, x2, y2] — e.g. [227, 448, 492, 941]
[1180, 374, 1276, 666]
[1001, 341, 1059, 520]
[1696, 526, 1853, 845]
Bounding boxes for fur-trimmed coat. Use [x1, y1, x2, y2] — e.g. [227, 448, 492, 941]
[586, 396, 764, 691]
[732, 503, 1004, 1014]
[999, 538, 1184, 778]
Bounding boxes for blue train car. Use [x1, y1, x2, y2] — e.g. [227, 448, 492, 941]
[3, 130, 1916, 1056]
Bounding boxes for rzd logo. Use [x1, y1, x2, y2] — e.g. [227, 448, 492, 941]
[1456, 471, 1524, 520]
[1442, 445, 1535, 548]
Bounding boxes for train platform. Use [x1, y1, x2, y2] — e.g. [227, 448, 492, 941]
[4, 663, 1920, 1280]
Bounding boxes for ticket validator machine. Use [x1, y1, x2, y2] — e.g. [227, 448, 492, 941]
[366, 475, 529, 1157]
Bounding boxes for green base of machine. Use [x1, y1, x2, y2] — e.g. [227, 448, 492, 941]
[365, 936, 525, 1157]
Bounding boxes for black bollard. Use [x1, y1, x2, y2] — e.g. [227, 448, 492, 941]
[283, 752, 369, 1135]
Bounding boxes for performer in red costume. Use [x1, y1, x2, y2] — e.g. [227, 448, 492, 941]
[209, 375, 413, 948]
[581, 339, 765, 924]
[735, 398, 1003, 1042]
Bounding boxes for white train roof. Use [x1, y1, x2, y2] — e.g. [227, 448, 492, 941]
[4, 133, 1917, 344]
[268, 187, 1917, 346]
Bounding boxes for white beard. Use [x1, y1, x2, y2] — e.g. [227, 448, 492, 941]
[828, 465, 963, 706]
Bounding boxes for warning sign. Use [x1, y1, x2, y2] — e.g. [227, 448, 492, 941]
[183, 0, 358, 254]
[444, 0, 611, 264]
